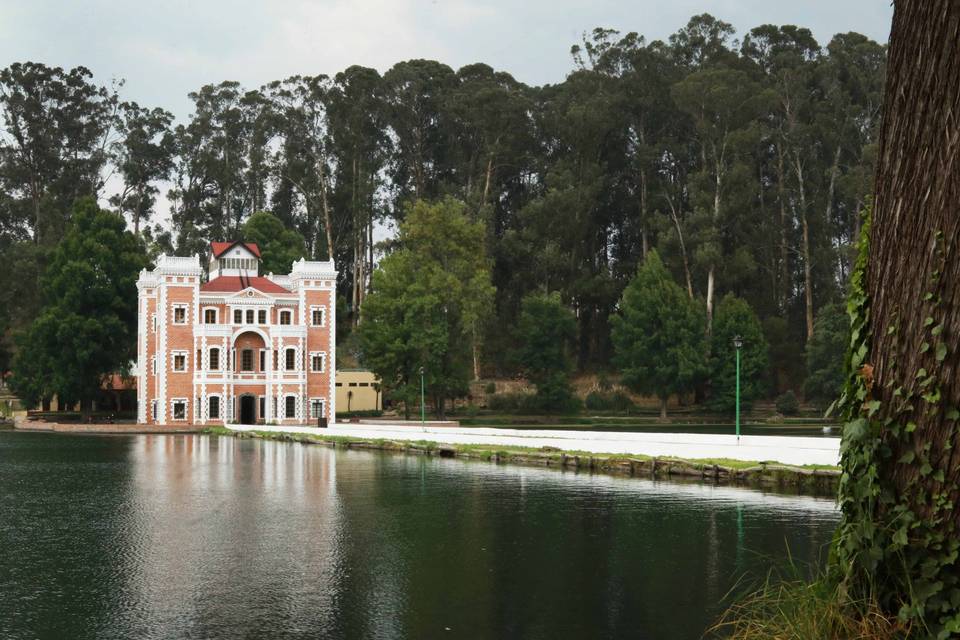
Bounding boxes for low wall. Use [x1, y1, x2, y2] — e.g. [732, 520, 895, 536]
[14, 417, 200, 434]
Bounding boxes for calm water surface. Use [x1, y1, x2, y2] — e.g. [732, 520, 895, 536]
[0, 431, 838, 639]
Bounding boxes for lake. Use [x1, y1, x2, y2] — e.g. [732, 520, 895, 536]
[0, 431, 838, 639]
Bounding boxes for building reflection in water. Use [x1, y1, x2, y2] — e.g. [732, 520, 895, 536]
[120, 435, 345, 636]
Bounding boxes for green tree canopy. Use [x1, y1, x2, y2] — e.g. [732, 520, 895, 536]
[803, 302, 849, 408]
[358, 197, 494, 419]
[9, 198, 147, 409]
[611, 250, 706, 418]
[242, 211, 307, 274]
[516, 292, 578, 412]
[707, 293, 770, 413]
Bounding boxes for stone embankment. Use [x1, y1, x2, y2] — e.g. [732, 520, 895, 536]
[216, 425, 841, 496]
[13, 416, 199, 434]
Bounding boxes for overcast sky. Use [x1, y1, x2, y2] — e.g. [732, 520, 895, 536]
[2, 0, 892, 120]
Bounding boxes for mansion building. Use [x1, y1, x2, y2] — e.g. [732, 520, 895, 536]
[136, 241, 336, 426]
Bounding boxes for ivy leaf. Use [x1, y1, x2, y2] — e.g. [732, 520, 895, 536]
[921, 462, 933, 476]
[937, 343, 947, 362]
[844, 418, 868, 442]
[924, 316, 934, 327]
[921, 342, 930, 354]
[892, 527, 909, 547]
[864, 400, 882, 417]
[899, 450, 915, 464]
[932, 324, 943, 336]
[946, 407, 959, 421]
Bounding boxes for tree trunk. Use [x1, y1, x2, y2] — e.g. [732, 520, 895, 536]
[482, 152, 495, 207]
[659, 396, 668, 420]
[824, 145, 843, 291]
[794, 155, 814, 341]
[317, 157, 335, 261]
[777, 145, 790, 316]
[836, 1, 960, 629]
[667, 202, 694, 300]
[639, 167, 649, 260]
[705, 167, 721, 335]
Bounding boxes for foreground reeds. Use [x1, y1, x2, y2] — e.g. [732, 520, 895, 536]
[706, 568, 911, 639]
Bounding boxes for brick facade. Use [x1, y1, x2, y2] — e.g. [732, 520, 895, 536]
[137, 243, 337, 426]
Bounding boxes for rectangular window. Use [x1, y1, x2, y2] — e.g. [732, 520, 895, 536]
[273, 350, 278, 369]
[259, 396, 265, 420]
[172, 400, 186, 421]
[209, 396, 220, 419]
[310, 399, 324, 419]
[151, 401, 157, 421]
[285, 349, 295, 371]
[241, 349, 253, 372]
[311, 353, 325, 373]
[204, 309, 216, 324]
[173, 353, 186, 371]
[196, 397, 201, 419]
[173, 306, 187, 324]
[234, 309, 242, 324]
[285, 395, 296, 418]
[209, 348, 220, 370]
[258, 309, 266, 324]
[311, 308, 325, 326]
[196, 349, 202, 370]
[259, 350, 266, 371]
[280, 311, 291, 325]
[246, 309, 254, 324]
[151, 356, 156, 375]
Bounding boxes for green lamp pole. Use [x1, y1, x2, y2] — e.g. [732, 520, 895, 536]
[733, 335, 743, 442]
[419, 366, 426, 431]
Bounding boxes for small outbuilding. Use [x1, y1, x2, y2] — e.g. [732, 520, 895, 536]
[335, 369, 382, 415]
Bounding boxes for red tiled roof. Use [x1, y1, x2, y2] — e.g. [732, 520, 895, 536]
[211, 241, 261, 258]
[200, 275, 291, 294]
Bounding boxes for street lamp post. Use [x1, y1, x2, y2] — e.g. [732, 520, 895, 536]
[419, 366, 426, 431]
[733, 335, 743, 442]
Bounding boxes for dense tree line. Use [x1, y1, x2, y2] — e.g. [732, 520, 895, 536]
[0, 14, 885, 400]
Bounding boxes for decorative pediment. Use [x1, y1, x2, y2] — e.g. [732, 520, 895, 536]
[228, 287, 273, 301]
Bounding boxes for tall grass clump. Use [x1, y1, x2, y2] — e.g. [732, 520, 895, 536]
[707, 562, 911, 640]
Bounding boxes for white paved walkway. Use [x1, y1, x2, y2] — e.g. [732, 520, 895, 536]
[225, 422, 840, 467]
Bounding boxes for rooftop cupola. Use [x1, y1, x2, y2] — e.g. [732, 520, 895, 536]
[208, 241, 261, 278]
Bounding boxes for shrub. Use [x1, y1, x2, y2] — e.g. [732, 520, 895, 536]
[483, 381, 496, 394]
[597, 372, 613, 392]
[585, 391, 609, 411]
[335, 409, 383, 419]
[486, 393, 523, 412]
[776, 390, 800, 415]
[486, 391, 580, 415]
[585, 390, 635, 412]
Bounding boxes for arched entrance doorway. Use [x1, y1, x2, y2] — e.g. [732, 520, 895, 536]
[239, 394, 256, 425]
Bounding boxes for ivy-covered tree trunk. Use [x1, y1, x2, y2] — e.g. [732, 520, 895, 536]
[836, 1, 960, 633]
